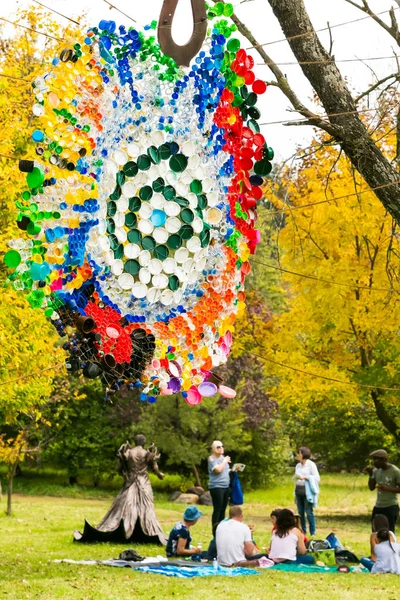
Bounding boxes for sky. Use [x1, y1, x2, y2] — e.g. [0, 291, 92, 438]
[2, 0, 400, 160]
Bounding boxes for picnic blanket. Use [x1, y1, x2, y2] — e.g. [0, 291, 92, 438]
[270, 563, 368, 574]
[135, 564, 259, 578]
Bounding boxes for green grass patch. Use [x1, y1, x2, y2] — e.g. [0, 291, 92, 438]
[0, 473, 399, 599]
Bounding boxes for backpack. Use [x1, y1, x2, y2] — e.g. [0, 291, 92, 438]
[230, 471, 244, 505]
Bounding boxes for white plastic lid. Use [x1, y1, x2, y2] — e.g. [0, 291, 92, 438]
[148, 258, 163, 275]
[124, 243, 140, 259]
[137, 219, 154, 234]
[175, 247, 189, 263]
[132, 282, 148, 298]
[139, 267, 151, 284]
[165, 216, 181, 233]
[163, 257, 177, 274]
[139, 250, 151, 266]
[118, 272, 134, 289]
[164, 202, 181, 217]
[153, 227, 168, 244]
[111, 259, 124, 275]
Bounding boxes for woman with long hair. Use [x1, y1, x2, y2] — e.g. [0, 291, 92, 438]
[360, 514, 397, 571]
[370, 528, 400, 574]
[268, 508, 315, 565]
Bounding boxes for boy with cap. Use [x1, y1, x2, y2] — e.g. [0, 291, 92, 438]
[166, 506, 203, 557]
[366, 449, 400, 533]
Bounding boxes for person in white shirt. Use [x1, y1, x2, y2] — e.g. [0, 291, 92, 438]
[269, 508, 315, 565]
[216, 506, 258, 567]
[294, 446, 320, 536]
[371, 528, 400, 574]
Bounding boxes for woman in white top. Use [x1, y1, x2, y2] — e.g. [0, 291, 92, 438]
[269, 509, 315, 565]
[294, 447, 320, 536]
[371, 529, 400, 574]
[360, 515, 397, 571]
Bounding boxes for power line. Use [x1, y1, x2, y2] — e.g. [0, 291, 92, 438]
[250, 258, 398, 293]
[0, 16, 63, 42]
[0, 73, 30, 83]
[257, 55, 400, 67]
[31, 0, 80, 25]
[262, 179, 400, 216]
[103, 0, 137, 24]
[249, 351, 400, 393]
[258, 106, 385, 127]
[0, 363, 65, 388]
[246, 7, 400, 50]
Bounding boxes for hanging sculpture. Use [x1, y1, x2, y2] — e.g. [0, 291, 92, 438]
[4, 0, 273, 404]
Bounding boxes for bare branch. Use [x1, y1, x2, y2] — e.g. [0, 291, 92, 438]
[355, 72, 400, 103]
[344, 0, 400, 46]
[327, 21, 334, 56]
[210, 0, 339, 136]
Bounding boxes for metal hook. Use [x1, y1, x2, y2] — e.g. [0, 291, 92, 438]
[157, 0, 207, 67]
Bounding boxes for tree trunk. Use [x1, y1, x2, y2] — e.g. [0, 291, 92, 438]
[371, 390, 400, 442]
[192, 463, 201, 487]
[6, 463, 17, 517]
[268, 0, 400, 224]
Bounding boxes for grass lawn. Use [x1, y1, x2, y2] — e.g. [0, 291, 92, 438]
[0, 472, 399, 599]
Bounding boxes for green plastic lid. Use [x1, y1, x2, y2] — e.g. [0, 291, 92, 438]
[179, 224, 193, 240]
[163, 185, 176, 200]
[129, 197, 141, 212]
[190, 180, 202, 194]
[139, 186, 153, 201]
[148, 145, 160, 165]
[142, 236, 156, 251]
[127, 229, 142, 243]
[169, 154, 188, 173]
[152, 177, 165, 193]
[181, 208, 194, 223]
[107, 201, 117, 217]
[159, 143, 172, 160]
[4, 249, 21, 268]
[168, 274, 179, 291]
[124, 259, 140, 275]
[123, 161, 139, 177]
[154, 244, 169, 260]
[167, 234, 182, 250]
[125, 212, 137, 228]
[137, 154, 151, 171]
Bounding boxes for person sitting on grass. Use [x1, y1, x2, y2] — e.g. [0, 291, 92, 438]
[368, 529, 400, 574]
[361, 517, 398, 572]
[166, 506, 203, 558]
[216, 505, 265, 567]
[268, 508, 315, 565]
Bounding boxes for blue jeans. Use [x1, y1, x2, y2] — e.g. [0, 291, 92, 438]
[360, 557, 374, 571]
[288, 554, 315, 565]
[296, 494, 316, 535]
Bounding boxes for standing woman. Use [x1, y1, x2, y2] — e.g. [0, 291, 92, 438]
[208, 440, 231, 530]
[294, 447, 320, 536]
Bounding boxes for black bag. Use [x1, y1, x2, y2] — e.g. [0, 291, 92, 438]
[119, 549, 145, 562]
[295, 480, 306, 497]
[335, 550, 360, 563]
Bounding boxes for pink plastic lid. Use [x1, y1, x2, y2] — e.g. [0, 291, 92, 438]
[218, 385, 237, 399]
[185, 386, 202, 405]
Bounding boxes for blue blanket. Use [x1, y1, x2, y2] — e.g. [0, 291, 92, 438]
[135, 564, 259, 578]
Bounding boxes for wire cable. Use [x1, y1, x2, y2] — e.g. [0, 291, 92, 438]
[249, 351, 400, 393]
[246, 7, 400, 50]
[0, 16, 63, 42]
[0, 363, 65, 388]
[31, 0, 80, 25]
[250, 258, 398, 293]
[262, 179, 400, 216]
